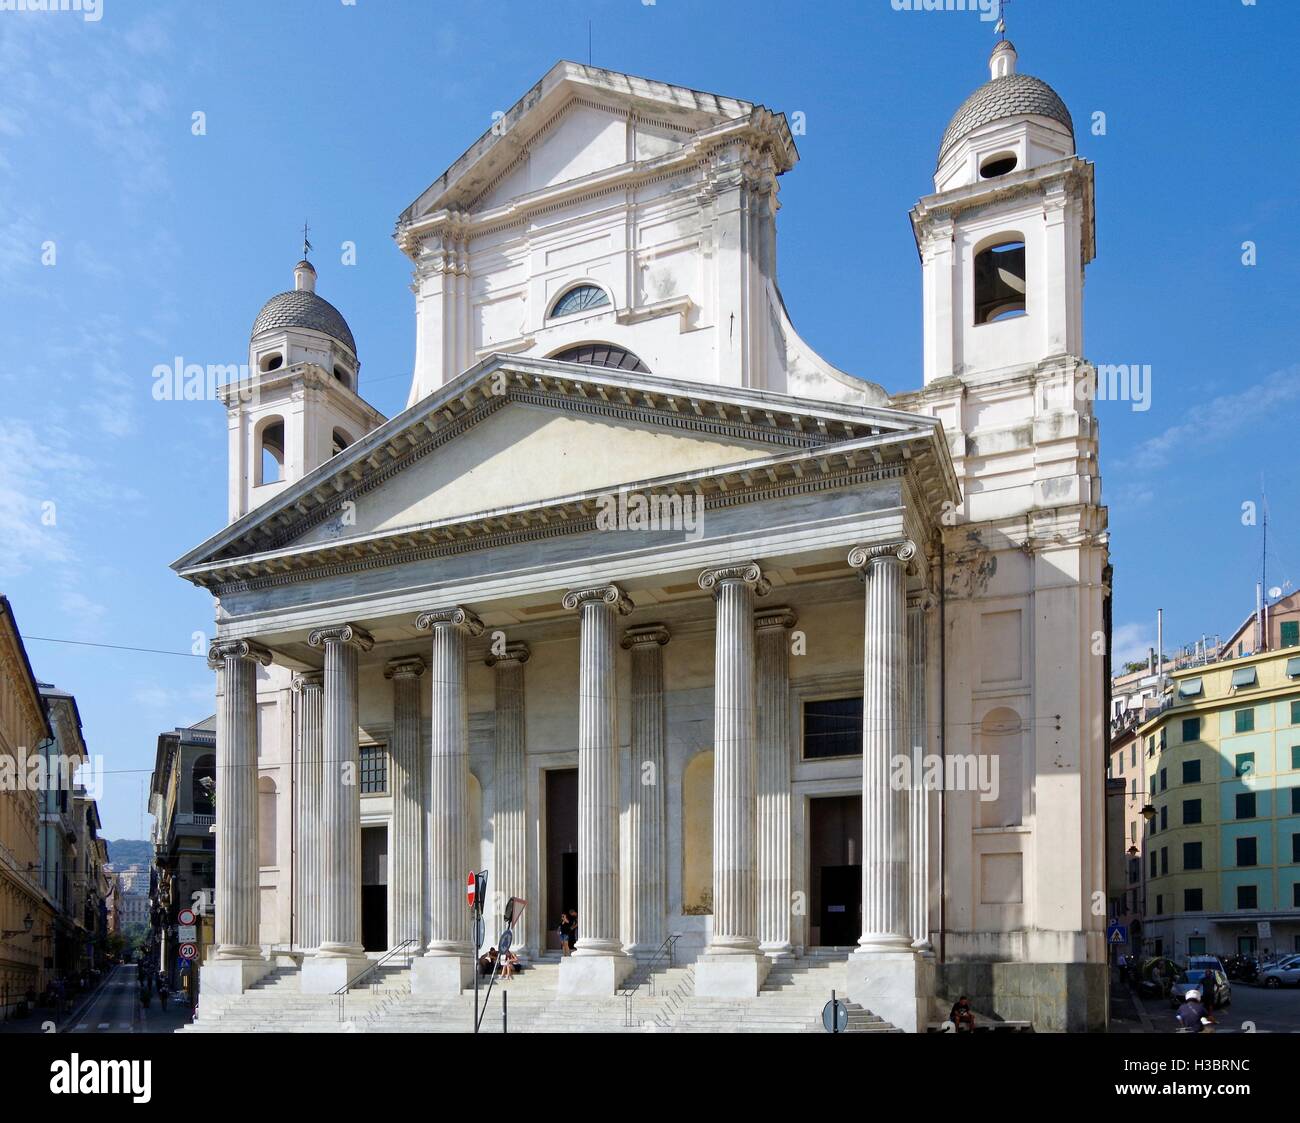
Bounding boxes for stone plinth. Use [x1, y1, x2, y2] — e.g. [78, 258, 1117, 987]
[301, 954, 374, 995]
[694, 952, 771, 998]
[845, 949, 934, 1034]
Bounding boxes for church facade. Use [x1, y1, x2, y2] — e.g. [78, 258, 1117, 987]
[175, 42, 1109, 1031]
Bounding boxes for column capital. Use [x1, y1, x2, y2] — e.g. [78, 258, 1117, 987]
[384, 655, 427, 680]
[755, 607, 798, 632]
[698, 561, 770, 597]
[307, 623, 375, 652]
[485, 642, 530, 668]
[848, 540, 917, 571]
[621, 624, 670, 650]
[207, 638, 272, 670]
[291, 670, 324, 692]
[906, 590, 939, 614]
[414, 606, 484, 636]
[562, 583, 633, 615]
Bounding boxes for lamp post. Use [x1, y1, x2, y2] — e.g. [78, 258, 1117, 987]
[1, 913, 34, 939]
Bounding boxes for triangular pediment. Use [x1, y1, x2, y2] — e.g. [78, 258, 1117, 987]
[398, 61, 791, 224]
[173, 355, 958, 586]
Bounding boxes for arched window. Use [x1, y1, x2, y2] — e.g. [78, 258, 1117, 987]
[974, 238, 1027, 324]
[549, 284, 610, 319]
[333, 364, 353, 391]
[681, 751, 713, 915]
[192, 754, 215, 816]
[259, 352, 283, 373]
[331, 428, 352, 457]
[258, 776, 277, 867]
[257, 417, 285, 485]
[549, 342, 649, 373]
[979, 152, 1017, 179]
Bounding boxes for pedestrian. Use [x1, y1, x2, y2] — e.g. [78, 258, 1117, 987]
[948, 995, 976, 1033]
[567, 908, 578, 949]
[558, 912, 573, 956]
[500, 949, 519, 980]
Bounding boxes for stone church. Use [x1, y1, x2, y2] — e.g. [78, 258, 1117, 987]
[174, 39, 1109, 1032]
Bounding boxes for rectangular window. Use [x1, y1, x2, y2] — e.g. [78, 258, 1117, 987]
[1293, 788, 1300, 815]
[1295, 884, 1300, 908]
[1150, 850, 1158, 877]
[1182, 717, 1200, 742]
[1293, 834, 1300, 863]
[1237, 884, 1258, 910]
[1131, 743, 1137, 768]
[1232, 666, 1258, 689]
[1291, 745, 1300, 770]
[1160, 804, 1168, 830]
[1188, 936, 1207, 955]
[1235, 709, 1255, 733]
[1160, 728, 1168, 752]
[1237, 752, 1255, 777]
[1146, 736, 1155, 756]
[1184, 888, 1203, 912]
[1183, 841, 1202, 870]
[1182, 799, 1201, 825]
[1155, 894, 1163, 915]
[359, 745, 387, 794]
[1182, 759, 1201, 784]
[1160, 846, 1168, 875]
[1130, 777, 1137, 798]
[1115, 753, 1123, 775]
[802, 697, 864, 759]
[1236, 791, 1257, 819]
[1281, 620, 1300, 648]
[1236, 837, 1258, 867]
[1160, 767, 1167, 792]
[1292, 700, 1300, 724]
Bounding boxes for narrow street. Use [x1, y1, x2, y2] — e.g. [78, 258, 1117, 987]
[61, 964, 193, 1035]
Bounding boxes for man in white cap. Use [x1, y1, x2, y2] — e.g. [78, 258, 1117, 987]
[1175, 988, 1213, 1033]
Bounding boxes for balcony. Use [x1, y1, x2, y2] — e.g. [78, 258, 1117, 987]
[173, 812, 214, 829]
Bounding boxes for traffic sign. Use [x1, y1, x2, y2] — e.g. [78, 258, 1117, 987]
[177, 925, 197, 942]
[178, 908, 196, 926]
[1106, 922, 1127, 945]
[467, 872, 476, 909]
[178, 943, 197, 961]
[822, 997, 848, 1033]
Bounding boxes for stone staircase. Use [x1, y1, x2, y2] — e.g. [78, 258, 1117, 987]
[179, 948, 900, 1033]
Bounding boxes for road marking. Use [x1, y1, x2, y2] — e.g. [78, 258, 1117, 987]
[74, 1023, 87, 1031]
[97, 1022, 110, 1030]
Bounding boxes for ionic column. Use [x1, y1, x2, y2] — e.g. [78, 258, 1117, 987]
[907, 594, 934, 954]
[308, 623, 373, 960]
[756, 607, 796, 960]
[486, 642, 529, 959]
[208, 639, 272, 961]
[621, 624, 670, 958]
[698, 562, 768, 973]
[849, 542, 914, 954]
[386, 656, 427, 951]
[292, 671, 324, 951]
[559, 584, 633, 993]
[414, 606, 482, 990]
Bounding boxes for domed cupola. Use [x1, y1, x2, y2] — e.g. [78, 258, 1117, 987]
[934, 40, 1075, 193]
[249, 260, 359, 391]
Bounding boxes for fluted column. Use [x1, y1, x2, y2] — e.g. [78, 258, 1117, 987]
[386, 656, 426, 951]
[563, 583, 632, 966]
[699, 562, 769, 963]
[756, 607, 796, 959]
[208, 639, 271, 961]
[292, 671, 324, 950]
[849, 542, 914, 954]
[907, 594, 934, 953]
[308, 623, 373, 960]
[416, 606, 482, 968]
[486, 642, 529, 958]
[622, 624, 670, 957]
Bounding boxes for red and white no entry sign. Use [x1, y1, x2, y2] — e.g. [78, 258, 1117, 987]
[177, 908, 196, 926]
[466, 872, 476, 908]
[178, 943, 197, 960]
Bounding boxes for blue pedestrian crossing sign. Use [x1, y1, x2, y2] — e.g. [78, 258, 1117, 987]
[1106, 922, 1127, 945]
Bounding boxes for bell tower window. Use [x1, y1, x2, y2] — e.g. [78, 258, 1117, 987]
[979, 152, 1017, 179]
[331, 428, 352, 457]
[974, 239, 1027, 323]
[257, 418, 285, 485]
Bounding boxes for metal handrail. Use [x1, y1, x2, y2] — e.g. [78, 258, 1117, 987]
[335, 937, 420, 1023]
[621, 932, 682, 1026]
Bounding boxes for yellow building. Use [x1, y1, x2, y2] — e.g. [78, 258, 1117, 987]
[0, 596, 57, 1017]
[1139, 640, 1300, 961]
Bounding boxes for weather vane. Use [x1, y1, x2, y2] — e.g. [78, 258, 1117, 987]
[995, 0, 1011, 38]
[301, 220, 312, 260]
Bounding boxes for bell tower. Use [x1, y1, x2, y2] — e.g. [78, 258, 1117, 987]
[913, 38, 1093, 386]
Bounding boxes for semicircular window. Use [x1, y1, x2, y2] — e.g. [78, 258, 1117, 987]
[549, 342, 649, 373]
[550, 284, 610, 318]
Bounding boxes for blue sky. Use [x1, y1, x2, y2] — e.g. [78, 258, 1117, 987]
[1, 0, 1296, 839]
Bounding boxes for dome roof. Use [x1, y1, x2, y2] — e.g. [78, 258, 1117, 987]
[251, 287, 356, 354]
[938, 71, 1073, 166]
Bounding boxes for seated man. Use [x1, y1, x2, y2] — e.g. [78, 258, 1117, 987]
[478, 947, 499, 977]
[949, 995, 976, 1033]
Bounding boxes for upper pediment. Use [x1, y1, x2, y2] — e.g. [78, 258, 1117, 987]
[173, 354, 958, 589]
[396, 61, 796, 233]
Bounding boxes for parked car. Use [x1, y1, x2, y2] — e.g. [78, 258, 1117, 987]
[1259, 960, 1300, 988]
[1170, 967, 1231, 1009]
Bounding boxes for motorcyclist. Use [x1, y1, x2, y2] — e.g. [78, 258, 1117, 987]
[1174, 987, 1213, 1033]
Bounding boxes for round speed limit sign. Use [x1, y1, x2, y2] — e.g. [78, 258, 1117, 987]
[179, 943, 197, 960]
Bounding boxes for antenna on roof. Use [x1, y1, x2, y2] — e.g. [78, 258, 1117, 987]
[301, 219, 312, 261]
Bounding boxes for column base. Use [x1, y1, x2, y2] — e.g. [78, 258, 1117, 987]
[558, 953, 633, 995]
[201, 957, 270, 995]
[411, 954, 472, 996]
[760, 942, 796, 962]
[845, 947, 934, 1034]
[300, 954, 374, 994]
[694, 952, 770, 997]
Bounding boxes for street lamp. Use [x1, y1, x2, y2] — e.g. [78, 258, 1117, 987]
[2, 913, 34, 938]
